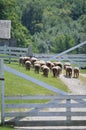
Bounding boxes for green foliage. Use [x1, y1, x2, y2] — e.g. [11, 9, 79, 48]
[70, 0, 86, 20]
[0, 0, 32, 47]
[52, 33, 75, 53]
[22, 0, 43, 35]
[0, 0, 86, 53]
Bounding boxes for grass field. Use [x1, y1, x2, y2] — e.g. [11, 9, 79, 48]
[5, 62, 70, 95]
[0, 126, 14, 130]
[5, 71, 56, 96]
[80, 68, 86, 74]
[4, 61, 86, 96]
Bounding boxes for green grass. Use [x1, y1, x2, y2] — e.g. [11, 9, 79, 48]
[0, 126, 14, 130]
[5, 62, 69, 93]
[5, 99, 50, 104]
[80, 68, 86, 74]
[5, 71, 56, 96]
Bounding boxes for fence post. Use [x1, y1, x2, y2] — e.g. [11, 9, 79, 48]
[8, 47, 11, 63]
[66, 98, 71, 123]
[27, 45, 33, 56]
[0, 59, 5, 125]
[4, 44, 7, 54]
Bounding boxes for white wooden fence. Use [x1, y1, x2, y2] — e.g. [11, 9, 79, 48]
[0, 46, 29, 63]
[0, 46, 28, 57]
[4, 95, 86, 126]
[0, 45, 86, 67]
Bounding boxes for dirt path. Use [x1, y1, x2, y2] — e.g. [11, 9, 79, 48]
[59, 74, 86, 95]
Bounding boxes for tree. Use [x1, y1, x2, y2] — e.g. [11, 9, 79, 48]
[0, 0, 32, 47]
[0, 0, 86, 53]
[22, 1, 43, 35]
[52, 34, 66, 53]
[71, 0, 86, 20]
[52, 33, 76, 53]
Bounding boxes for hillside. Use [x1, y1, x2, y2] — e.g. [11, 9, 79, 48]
[0, 0, 86, 53]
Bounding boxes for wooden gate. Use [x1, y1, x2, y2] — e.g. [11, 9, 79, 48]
[4, 95, 86, 127]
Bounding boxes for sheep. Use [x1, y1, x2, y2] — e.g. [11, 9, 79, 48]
[53, 61, 63, 73]
[19, 56, 31, 66]
[39, 60, 46, 66]
[65, 66, 72, 78]
[42, 65, 50, 77]
[19, 56, 24, 66]
[34, 63, 41, 74]
[64, 62, 71, 70]
[25, 60, 31, 70]
[46, 61, 53, 70]
[53, 61, 62, 68]
[52, 66, 61, 77]
[41, 65, 46, 72]
[31, 57, 38, 67]
[73, 67, 79, 78]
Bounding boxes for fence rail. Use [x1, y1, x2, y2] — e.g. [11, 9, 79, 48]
[4, 95, 86, 124]
[0, 46, 86, 66]
[0, 46, 28, 57]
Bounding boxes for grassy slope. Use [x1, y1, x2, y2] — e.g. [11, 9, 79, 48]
[5, 62, 70, 95]
[5, 71, 56, 96]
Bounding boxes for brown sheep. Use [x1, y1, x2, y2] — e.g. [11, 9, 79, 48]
[19, 56, 31, 66]
[52, 66, 61, 77]
[53, 61, 62, 68]
[34, 63, 41, 74]
[65, 66, 72, 78]
[73, 67, 79, 78]
[19, 56, 24, 66]
[25, 60, 31, 70]
[39, 60, 46, 66]
[46, 61, 52, 70]
[31, 57, 38, 67]
[64, 62, 71, 70]
[42, 65, 50, 77]
[41, 65, 47, 72]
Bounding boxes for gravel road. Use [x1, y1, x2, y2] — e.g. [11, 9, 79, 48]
[59, 73, 86, 95]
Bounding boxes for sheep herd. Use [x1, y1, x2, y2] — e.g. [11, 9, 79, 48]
[19, 56, 79, 78]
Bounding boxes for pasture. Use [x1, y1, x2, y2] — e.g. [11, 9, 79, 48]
[5, 62, 70, 96]
[4, 61, 86, 97]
